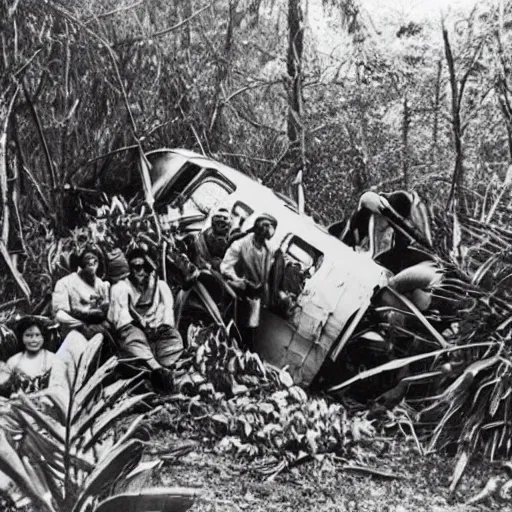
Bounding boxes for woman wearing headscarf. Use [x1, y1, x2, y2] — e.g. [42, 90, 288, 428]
[52, 245, 111, 339]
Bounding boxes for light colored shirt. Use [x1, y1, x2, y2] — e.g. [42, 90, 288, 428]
[220, 233, 274, 286]
[108, 275, 175, 331]
[52, 272, 110, 328]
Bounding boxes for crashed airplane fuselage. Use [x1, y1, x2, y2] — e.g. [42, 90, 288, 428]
[144, 149, 390, 385]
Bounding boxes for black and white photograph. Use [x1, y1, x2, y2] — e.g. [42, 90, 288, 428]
[0, 0, 510, 510]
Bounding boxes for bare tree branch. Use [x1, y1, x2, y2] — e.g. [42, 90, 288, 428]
[457, 40, 484, 113]
[86, 0, 146, 23]
[119, 2, 215, 45]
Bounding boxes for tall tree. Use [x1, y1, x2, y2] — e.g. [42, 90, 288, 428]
[442, 14, 488, 207]
[286, 0, 305, 150]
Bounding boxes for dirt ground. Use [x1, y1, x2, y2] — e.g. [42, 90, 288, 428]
[152, 433, 512, 512]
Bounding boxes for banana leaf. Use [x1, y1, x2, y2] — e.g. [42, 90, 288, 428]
[94, 487, 199, 512]
[421, 357, 500, 415]
[472, 253, 501, 286]
[450, 451, 469, 493]
[192, 281, 227, 333]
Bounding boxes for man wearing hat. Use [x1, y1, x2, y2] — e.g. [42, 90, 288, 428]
[108, 247, 183, 392]
[52, 245, 111, 339]
[220, 213, 278, 349]
[182, 206, 232, 272]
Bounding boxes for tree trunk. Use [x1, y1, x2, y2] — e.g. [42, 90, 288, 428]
[432, 59, 442, 167]
[402, 95, 410, 188]
[443, 27, 464, 206]
[498, 90, 512, 161]
[180, 0, 192, 50]
[352, 67, 371, 192]
[495, 0, 512, 161]
[287, 0, 304, 148]
[208, 0, 236, 146]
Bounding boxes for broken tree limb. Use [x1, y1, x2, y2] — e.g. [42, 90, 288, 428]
[0, 241, 30, 300]
[0, 86, 30, 300]
[22, 81, 57, 194]
[0, 85, 19, 246]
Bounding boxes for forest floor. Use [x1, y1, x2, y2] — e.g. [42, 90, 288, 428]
[152, 431, 511, 512]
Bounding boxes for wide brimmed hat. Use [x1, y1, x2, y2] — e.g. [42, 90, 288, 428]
[254, 213, 278, 228]
[212, 206, 230, 221]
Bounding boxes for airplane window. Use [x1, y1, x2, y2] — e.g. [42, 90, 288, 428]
[231, 201, 253, 230]
[285, 236, 323, 273]
[181, 180, 233, 216]
[271, 236, 323, 320]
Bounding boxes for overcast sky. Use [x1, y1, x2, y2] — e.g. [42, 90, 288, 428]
[366, 0, 481, 22]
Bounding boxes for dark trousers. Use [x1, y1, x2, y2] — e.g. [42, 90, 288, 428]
[116, 323, 183, 370]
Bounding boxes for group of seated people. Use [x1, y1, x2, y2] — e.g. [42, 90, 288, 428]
[0, 204, 309, 398]
[0, 244, 183, 397]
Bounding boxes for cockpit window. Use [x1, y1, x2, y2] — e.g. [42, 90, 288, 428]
[180, 179, 233, 216]
[156, 162, 202, 207]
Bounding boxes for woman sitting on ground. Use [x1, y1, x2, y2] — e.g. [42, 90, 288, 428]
[3, 316, 66, 395]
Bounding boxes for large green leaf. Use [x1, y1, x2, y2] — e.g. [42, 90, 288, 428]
[0, 430, 57, 512]
[72, 373, 142, 429]
[106, 406, 162, 456]
[72, 357, 119, 420]
[16, 393, 65, 444]
[72, 439, 144, 512]
[73, 334, 105, 392]
[94, 487, 199, 512]
[450, 451, 469, 493]
[383, 286, 450, 349]
[426, 357, 500, 412]
[328, 342, 493, 393]
[78, 393, 153, 451]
